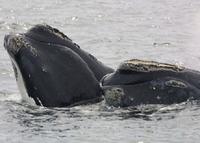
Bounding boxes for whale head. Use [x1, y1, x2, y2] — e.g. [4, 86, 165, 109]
[4, 24, 101, 107]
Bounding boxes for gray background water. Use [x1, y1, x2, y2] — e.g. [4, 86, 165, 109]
[0, 0, 200, 142]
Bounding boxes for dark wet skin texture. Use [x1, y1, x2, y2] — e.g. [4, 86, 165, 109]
[4, 24, 200, 108]
[25, 24, 114, 81]
[101, 60, 200, 107]
[4, 24, 113, 107]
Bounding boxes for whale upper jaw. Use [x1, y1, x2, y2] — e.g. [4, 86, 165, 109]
[4, 24, 67, 58]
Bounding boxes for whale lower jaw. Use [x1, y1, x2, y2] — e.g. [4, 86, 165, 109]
[10, 57, 36, 106]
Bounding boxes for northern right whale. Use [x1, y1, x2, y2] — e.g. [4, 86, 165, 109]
[4, 24, 200, 108]
[4, 24, 113, 107]
[101, 59, 200, 107]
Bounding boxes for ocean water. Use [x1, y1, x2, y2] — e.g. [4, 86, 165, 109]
[0, 0, 200, 142]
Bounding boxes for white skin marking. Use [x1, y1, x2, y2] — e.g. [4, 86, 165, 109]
[10, 57, 36, 105]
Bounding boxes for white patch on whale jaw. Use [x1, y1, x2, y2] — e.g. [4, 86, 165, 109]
[102, 86, 125, 107]
[11, 58, 36, 106]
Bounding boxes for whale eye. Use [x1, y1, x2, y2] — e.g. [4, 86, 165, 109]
[73, 43, 80, 49]
[89, 54, 98, 61]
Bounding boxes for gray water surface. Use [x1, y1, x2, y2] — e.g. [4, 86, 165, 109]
[0, 0, 200, 142]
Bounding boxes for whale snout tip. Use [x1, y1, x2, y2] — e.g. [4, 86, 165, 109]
[4, 34, 24, 56]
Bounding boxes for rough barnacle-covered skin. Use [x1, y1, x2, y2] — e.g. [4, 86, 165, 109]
[101, 59, 200, 107]
[119, 59, 184, 72]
